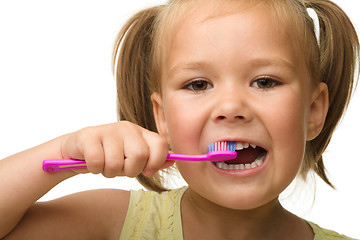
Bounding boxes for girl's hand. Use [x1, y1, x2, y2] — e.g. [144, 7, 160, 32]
[60, 121, 174, 178]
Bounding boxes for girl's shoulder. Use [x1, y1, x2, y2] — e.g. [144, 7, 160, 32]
[308, 221, 358, 240]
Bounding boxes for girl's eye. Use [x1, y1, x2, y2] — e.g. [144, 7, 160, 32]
[251, 77, 280, 89]
[185, 80, 213, 92]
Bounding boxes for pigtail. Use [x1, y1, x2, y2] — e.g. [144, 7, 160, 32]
[113, 7, 160, 132]
[112, 6, 170, 193]
[302, 0, 359, 187]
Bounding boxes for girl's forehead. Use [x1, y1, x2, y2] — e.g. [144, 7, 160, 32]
[160, 0, 302, 58]
[153, 0, 314, 90]
[165, 1, 300, 61]
[167, 0, 268, 33]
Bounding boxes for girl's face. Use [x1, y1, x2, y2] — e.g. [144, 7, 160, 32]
[152, 1, 328, 210]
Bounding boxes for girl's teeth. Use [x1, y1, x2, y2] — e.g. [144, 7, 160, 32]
[235, 142, 257, 150]
[214, 154, 265, 170]
[255, 159, 263, 166]
[235, 142, 243, 150]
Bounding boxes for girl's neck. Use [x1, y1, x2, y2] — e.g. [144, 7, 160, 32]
[180, 187, 314, 240]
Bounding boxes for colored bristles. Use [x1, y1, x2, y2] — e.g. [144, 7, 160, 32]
[208, 141, 236, 152]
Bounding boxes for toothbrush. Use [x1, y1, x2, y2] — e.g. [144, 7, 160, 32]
[42, 141, 237, 172]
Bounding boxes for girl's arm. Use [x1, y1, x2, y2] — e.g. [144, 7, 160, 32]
[0, 135, 76, 238]
[0, 121, 171, 239]
[3, 188, 131, 240]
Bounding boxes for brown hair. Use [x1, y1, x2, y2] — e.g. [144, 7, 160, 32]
[292, 0, 359, 188]
[113, 0, 359, 192]
[112, 6, 169, 192]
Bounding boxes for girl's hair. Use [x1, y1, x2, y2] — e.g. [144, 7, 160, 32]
[112, 6, 168, 192]
[113, 0, 359, 192]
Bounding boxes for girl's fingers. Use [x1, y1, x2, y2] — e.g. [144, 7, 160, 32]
[62, 127, 105, 174]
[121, 124, 149, 178]
[160, 160, 176, 170]
[141, 129, 171, 176]
[62, 121, 171, 178]
[81, 135, 105, 175]
[101, 135, 125, 178]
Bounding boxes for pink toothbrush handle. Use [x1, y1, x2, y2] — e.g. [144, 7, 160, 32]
[167, 153, 208, 161]
[166, 152, 236, 161]
[42, 151, 236, 172]
[42, 159, 87, 172]
[42, 154, 206, 172]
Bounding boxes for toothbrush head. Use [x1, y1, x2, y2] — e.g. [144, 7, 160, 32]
[208, 141, 236, 152]
[207, 141, 237, 161]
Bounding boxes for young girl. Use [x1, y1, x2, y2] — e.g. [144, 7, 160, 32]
[0, 0, 359, 239]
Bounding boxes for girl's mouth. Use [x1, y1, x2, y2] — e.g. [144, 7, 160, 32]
[213, 142, 267, 170]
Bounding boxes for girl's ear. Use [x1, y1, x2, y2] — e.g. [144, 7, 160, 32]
[151, 92, 169, 141]
[307, 82, 329, 140]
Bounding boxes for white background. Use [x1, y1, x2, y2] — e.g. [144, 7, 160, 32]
[0, 0, 359, 238]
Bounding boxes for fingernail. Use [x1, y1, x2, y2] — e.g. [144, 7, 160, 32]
[143, 170, 155, 177]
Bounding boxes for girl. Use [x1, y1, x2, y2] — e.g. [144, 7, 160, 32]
[0, 0, 359, 239]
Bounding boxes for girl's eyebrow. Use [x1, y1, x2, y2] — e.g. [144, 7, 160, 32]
[168, 61, 212, 79]
[248, 58, 296, 71]
[167, 57, 296, 79]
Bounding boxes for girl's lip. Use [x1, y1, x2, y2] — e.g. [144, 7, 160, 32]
[209, 152, 269, 178]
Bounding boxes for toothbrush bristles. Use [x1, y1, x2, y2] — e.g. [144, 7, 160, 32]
[208, 141, 236, 152]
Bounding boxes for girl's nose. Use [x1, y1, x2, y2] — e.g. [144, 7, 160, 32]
[211, 92, 252, 123]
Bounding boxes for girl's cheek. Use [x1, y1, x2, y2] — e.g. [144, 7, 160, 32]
[268, 95, 308, 166]
[165, 98, 207, 154]
[167, 116, 203, 154]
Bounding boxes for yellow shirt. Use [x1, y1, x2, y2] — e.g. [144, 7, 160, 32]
[308, 222, 357, 240]
[119, 187, 356, 240]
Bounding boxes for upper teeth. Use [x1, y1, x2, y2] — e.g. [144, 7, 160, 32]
[236, 142, 256, 150]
